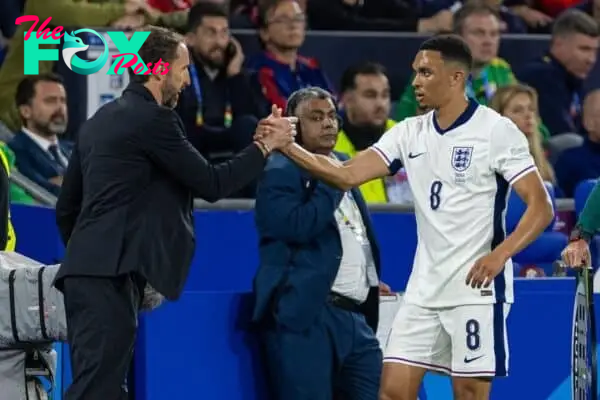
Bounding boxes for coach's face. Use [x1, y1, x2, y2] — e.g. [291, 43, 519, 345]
[297, 97, 339, 155]
[412, 50, 463, 109]
[160, 43, 191, 108]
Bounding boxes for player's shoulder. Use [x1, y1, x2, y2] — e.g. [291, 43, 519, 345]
[472, 104, 512, 131]
[394, 113, 432, 133]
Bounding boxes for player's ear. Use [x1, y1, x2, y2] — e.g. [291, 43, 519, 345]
[450, 69, 466, 88]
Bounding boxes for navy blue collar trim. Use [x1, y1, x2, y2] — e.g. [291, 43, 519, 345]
[433, 98, 479, 135]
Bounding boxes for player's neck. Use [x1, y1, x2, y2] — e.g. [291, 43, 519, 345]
[435, 97, 470, 131]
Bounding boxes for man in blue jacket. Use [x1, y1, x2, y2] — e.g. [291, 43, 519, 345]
[252, 87, 383, 400]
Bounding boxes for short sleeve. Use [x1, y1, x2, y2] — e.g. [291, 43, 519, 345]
[370, 122, 404, 174]
[490, 117, 537, 185]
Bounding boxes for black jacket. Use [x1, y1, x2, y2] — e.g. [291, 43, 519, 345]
[54, 83, 266, 299]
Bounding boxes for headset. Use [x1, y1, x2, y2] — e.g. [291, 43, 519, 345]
[284, 87, 341, 141]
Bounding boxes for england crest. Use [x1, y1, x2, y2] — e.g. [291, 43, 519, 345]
[451, 146, 473, 172]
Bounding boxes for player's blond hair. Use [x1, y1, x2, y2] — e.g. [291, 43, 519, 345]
[489, 84, 555, 184]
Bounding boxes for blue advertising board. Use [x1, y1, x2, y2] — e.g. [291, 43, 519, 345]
[6, 205, 593, 399]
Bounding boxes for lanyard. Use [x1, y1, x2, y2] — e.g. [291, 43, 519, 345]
[466, 69, 495, 102]
[336, 191, 367, 241]
[189, 63, 232, 128]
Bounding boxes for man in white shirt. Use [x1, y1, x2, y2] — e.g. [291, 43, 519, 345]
[261, 35, 554, 399]
[10, 73, 72, 195]
[252, 87, 385, 400]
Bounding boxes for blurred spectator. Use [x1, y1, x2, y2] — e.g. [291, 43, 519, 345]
[489, 84, 556, 184]
[9, 74, 72, 196]
[555, 89, 600, 197]
[0, 0, 145, 133]
[335, 62, 411, 204]
[505, 0, 553, 32]
[396, 3, 516, 120]
[306, 0, 453, 32]
[462, 0, 528, 33]
[516, 9, 599, 136]
[176, 2, 259, 160]
[246, 0, 335, 110]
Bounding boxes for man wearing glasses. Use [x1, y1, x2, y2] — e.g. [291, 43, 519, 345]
[247, 0, 335, 111]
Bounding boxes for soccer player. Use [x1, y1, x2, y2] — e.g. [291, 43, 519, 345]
[260, 34, 554, 399]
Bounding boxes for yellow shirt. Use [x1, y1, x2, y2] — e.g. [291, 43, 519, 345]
[334, 119, 396, 204]
[0, 149, 16, 251]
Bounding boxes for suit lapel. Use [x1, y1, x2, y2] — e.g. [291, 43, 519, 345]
[18, 132, 62, 175]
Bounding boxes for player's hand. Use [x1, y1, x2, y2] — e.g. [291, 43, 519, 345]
[466, 252, 507, 289]
[561, 239, 591, 268]
[379, 281, 393, 295]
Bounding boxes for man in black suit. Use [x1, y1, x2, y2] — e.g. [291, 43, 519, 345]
[54, 25, 294, 400]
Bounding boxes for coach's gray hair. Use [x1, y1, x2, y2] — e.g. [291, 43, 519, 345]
[285, 86, 336, 117]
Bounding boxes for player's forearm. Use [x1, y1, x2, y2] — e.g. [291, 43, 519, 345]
[577, 181, 600, 237]
[282, 144, 355, 190]
[494, 198, 554, 261]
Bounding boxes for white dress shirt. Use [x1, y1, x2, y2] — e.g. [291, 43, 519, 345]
[331, 190, 379, 303]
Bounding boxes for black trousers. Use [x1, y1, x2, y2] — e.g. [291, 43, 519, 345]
[62, 275, 142, 400]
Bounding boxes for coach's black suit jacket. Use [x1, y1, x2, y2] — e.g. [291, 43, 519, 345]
[53, 83, 266, 300]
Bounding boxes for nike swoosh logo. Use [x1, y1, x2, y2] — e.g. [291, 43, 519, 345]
[408, 152, 425, 159]
[464, 355, 484, 363]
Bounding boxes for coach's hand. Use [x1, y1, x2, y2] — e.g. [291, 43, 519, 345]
[466, 252, 507, 289]
[561, 239, 591, 268]
[255, 105, 297, 151]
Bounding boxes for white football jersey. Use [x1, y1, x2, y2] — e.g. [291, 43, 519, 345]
[371, 100, 537, 307]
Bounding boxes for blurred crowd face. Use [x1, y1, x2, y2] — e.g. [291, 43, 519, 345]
[188, 15, 230, 68]
[554, 33, 599, 79]
[460, 12, 501, 67]
[21, 81, 67, 137]
[343, 73, 391, 127]
[583, 90, 600, 141]
[296, 97, 339, 154]
[502, 93, 538, 137]
[261, 1, 306, 51]
[161, 43, 191, 108]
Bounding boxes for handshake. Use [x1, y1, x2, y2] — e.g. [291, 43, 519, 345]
[254, 105, 298, 154]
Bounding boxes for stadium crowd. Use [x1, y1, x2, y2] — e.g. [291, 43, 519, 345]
[0, 0, 598, 276]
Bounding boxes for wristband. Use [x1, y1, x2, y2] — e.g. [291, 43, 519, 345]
[255, 140, 271, 155]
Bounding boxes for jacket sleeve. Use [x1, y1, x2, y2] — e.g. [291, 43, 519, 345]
[255, 160, 344, 243]
[577, 180, 600, 236]
[140, 107, 265, 202]
[12, 153, 61, 195]
[56, 142, 83, 245]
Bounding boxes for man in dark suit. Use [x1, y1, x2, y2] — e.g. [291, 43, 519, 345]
[253, 87, 383, 400]
[10, 73, 72, 195]
[54, 26, 294, 400]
